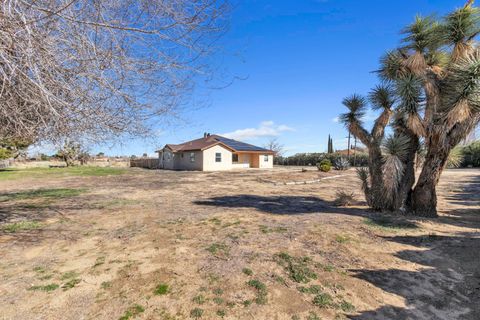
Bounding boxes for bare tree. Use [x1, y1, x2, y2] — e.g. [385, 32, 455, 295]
[0, 0, 229, 144]
[264, 138, 284, 157]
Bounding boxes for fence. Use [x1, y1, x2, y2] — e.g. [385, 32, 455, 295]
[130, 158, 161, 169]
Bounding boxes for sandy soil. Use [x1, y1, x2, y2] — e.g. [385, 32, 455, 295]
[0, 167, 478, 320]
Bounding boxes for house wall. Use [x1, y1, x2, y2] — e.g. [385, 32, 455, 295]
[161, 149, 175, 170]
[232, 153, 250, 169]
[203, 145, 232, 171]
[159, 146, 273, 171]
[249, 153, 273, 169]
[259, 154, 274, 168]
[250, 154, 259, 168]
[174, 151, 203, 170]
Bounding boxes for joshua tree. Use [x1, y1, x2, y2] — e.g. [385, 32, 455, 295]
[340, 1, 480, 216]
[341, 87, 394, 210]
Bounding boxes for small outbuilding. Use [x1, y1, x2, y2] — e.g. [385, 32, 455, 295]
[156, 134, 274, 171]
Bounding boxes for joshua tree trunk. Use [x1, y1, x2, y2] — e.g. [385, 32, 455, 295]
[394, 133, 419, 211]
[412, 117, 479, 216]
[412, 143, 450, 217]
[367, 144, 385, 210]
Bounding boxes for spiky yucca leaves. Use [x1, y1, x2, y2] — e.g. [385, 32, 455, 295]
[447, 147, 464, 167]
[339, 94, 373, 145]
[381, 135, 411, 208]
[378, 51, 408, 81]
[395, 75, 426, 137]
[444, 3, 480, 61]
[425, 51, 449, 78]
[340, 94, 367, 126]
[356, 167, 372, 206]
[369, 85, 396, 139]
[395, 75, 424, 114]
[441, 49, 480, 128]
[369, 85, 396, 111]
[401, 16, 444, 75]
[401, 16, 442, 53]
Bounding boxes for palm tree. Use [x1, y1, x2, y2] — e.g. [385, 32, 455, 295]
[341, 1, 480, 216]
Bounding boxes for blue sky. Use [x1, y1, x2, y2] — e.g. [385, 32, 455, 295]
[83, 1, 471, 156]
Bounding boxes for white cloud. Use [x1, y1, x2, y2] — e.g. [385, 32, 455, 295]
[332, 116, 340, 123]
[222, 121, 294, 140]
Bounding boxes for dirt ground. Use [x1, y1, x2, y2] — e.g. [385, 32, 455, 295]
[0, 166, 478, 320]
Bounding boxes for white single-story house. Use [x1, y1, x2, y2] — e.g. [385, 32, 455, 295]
[156, 134, 275, 171]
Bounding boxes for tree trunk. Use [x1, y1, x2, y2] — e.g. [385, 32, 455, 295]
[347, 132, 351, 159]
[64, 156, 74, 167]
[393, 134, 419, 211]
[412, 144, 449, 217]
[368, 144, 385, 210]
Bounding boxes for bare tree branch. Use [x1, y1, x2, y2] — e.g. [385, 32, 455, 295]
[0, 0, 230, 144]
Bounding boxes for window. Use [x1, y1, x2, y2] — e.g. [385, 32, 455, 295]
[190, 152, 195, 162]
[264, 155, 269, 162]
[232, 154, 239, 163]
[215, 152, 222, 162]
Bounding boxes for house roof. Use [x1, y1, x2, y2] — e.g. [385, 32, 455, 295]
[336, 147, 367, 156]
[157, 134, 274, 154]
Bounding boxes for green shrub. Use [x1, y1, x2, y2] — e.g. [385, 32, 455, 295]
[339, 300, 355, 312]
[3, 221, 42, 233]
[317, 159, 332, 172]
[247, 279, 268, 304]
[275, 253, 317, 283]
[62, 278, 81, 290]
[154, 283, 169, 295]
[462, 140, 480, 167]
[28, 283, 59, 292]
[118, 304, 145, 320]
[297, 285, 322, 294]
[275, 152, 369, 167]
[190, 308, 204, 318]
[192, 294, 207, 304]
[312, 293, 333, 307]
[242, 268, 253, 276]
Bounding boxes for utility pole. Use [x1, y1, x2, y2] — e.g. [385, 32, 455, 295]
[353, 135, 357, 166]
[347, 131, 351, 159]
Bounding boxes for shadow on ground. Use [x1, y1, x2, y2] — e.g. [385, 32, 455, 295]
[193, 183, 479, 320]
[442, 172, 480, 208]
[349, 173, 480, 320]
[194, 194, 367, 216]
[349, 233, 480, 320]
